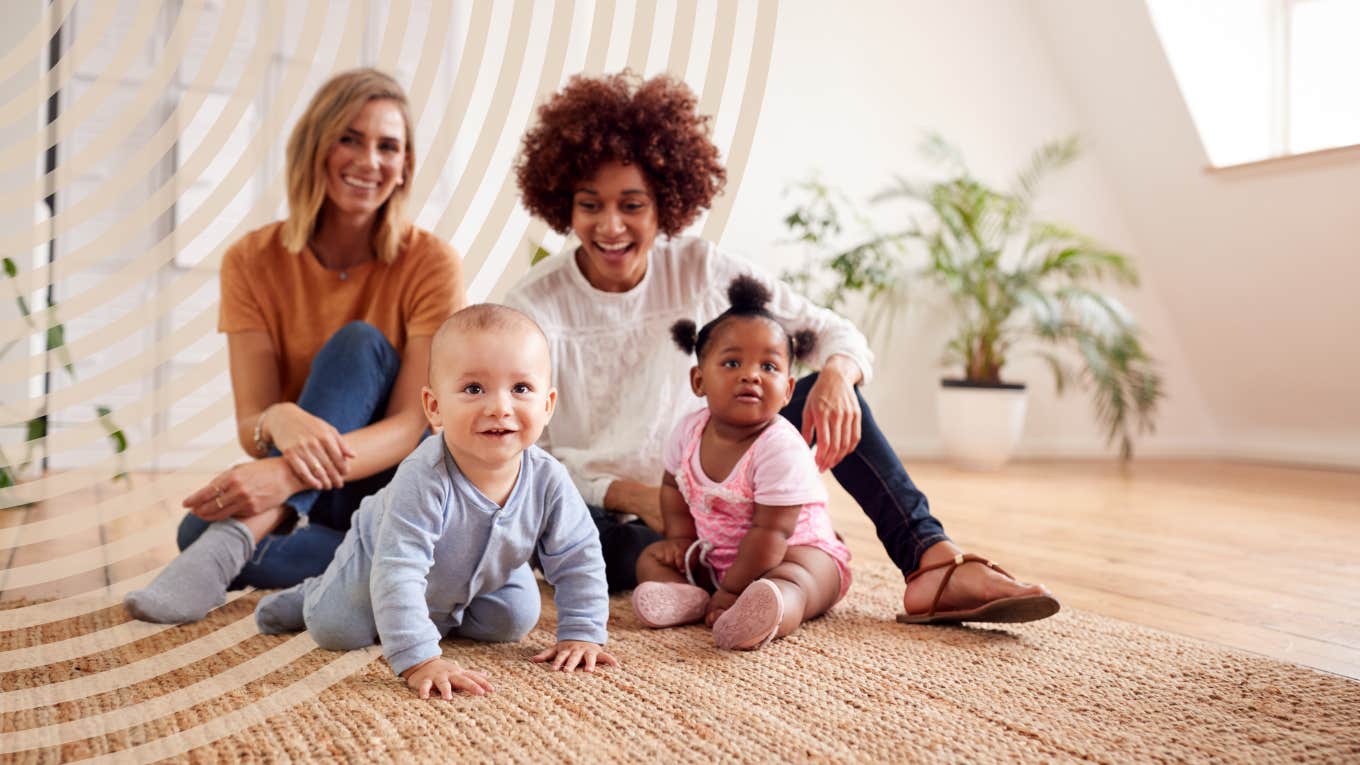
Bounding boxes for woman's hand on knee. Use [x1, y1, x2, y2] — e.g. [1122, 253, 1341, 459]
[801, 367, 863, 471]
[265, 403, 356, 490]
[184, 458, 304, 520]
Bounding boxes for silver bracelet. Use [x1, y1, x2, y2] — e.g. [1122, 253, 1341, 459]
[252, 408, 272, 457]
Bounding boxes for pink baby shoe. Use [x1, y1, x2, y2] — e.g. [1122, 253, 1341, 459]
[713, 579, 784, 650]
[632, 581, 710, 628]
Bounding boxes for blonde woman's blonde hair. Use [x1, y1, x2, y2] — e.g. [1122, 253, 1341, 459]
[281, 68, 415, 263]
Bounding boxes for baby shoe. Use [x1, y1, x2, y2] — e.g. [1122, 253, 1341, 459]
[713, 579, 784, 650]
[632, 581, 710, 628]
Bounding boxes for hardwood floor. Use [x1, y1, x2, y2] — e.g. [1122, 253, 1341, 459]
[826, 459, 1360, 680]
[3, 460, 1357, 680]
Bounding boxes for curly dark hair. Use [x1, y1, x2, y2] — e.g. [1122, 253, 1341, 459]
[516, 71, 727, 235]
[671, 275, 817, 363]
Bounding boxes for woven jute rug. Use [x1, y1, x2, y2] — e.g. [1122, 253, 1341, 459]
[3, 562, 1358, 763]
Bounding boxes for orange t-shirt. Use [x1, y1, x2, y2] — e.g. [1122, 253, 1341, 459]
[218, 222, 462, 403]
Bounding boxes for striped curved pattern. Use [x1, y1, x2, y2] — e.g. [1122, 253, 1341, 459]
[0, 1, 776, 759]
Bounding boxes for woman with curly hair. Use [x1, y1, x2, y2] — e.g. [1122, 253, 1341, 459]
[506, 71, 1058, 625]
[126, 69, 465, 624]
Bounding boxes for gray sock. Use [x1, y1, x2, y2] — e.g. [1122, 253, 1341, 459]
[124, 518, 254, 624]
[255, 582, 309, 634]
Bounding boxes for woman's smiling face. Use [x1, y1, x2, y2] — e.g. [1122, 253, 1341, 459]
[570, 160, 659, 293]
[322, 98, 407, 222]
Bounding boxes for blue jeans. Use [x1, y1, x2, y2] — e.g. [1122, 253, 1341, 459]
[177, 321, 403, 590]
[781, 373, 950, 577]
[588, 504, 661, 593]
[594, 372, 951, 592]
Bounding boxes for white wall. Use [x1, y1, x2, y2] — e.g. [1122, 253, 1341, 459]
[1033, 0, 1360, 467]
[720, 0, 1222, 462]
[10, 0, 1352, 470]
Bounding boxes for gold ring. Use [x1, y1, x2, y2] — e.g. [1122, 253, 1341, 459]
[215, 495, 225, 510]
[213, 484, 223, 496]
[311, 460, 323, 472]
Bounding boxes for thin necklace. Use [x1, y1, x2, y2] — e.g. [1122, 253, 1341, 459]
[309, 238, 373, 281]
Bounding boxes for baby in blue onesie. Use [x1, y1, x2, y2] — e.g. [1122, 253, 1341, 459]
[254, 304, 615, 699]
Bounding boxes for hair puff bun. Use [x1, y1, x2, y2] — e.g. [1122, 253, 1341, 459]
[670, 319, 699, 355]
[726, 274, 771, 312]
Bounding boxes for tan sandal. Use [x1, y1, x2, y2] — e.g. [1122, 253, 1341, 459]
[896, 553, 1060, 625]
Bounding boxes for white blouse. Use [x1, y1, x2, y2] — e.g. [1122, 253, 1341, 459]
[504, 236, 874, 509]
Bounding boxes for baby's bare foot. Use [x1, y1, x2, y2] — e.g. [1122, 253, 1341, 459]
[902, 542, 1049, 617]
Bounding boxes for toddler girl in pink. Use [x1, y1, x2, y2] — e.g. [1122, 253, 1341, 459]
[632, 275, 851, 650]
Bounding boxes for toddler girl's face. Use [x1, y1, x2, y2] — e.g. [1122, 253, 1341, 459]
[423, 327, 556, 472]
[691, 317, 795, 428]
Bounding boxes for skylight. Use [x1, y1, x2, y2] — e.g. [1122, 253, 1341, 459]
[1147, 0, 1360, 167]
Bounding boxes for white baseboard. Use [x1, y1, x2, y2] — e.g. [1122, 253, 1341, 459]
[885, 431, 1360, 470]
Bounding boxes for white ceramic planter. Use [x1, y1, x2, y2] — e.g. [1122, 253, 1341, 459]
[936, 380, 1028, 470]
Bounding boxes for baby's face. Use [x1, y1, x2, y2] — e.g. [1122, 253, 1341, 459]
[422, 327, 556, 473]
[691, 316, 795, 429]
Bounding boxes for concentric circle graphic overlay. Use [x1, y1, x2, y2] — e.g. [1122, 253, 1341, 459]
[1, 1, 777, 760]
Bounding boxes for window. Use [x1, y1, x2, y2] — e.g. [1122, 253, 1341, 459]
[1147, 0, 1360, 167]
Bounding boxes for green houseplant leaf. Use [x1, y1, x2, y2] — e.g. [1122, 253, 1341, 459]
[780, 135, 1164, 458]
[2, 252, 130, 486]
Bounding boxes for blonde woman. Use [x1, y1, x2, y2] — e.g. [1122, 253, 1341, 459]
[126, 69, 465, 624]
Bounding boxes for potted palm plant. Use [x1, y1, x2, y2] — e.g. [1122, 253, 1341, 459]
[782, 135, 1162, 467]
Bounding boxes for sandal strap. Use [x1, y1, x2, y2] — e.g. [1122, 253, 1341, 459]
[903, 553, 1008, 618]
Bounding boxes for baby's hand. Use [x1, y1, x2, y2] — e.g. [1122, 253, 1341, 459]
[531, 640, 620, 673]
[400, 656, 494, 699]
[648, 537, 695, 572]
[705, 587, 739, 627]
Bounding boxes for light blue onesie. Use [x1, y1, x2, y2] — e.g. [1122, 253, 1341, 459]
[258, 434, 609, 676]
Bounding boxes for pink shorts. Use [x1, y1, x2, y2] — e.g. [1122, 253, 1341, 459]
[682, 538, 852, 603]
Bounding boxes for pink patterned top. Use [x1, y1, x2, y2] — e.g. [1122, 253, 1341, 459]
[663, 409, 852, 597]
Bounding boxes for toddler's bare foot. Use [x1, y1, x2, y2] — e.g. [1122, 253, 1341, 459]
[900, 542, 1056, 624]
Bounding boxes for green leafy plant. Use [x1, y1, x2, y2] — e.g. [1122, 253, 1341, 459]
[1, 255, 129, 490]
[782, 135, 1163, 458]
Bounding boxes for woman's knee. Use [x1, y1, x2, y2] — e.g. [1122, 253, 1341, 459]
[316, 321, 399, 375]
[331, 320, 386, 348]
[176, 513, 210, 552]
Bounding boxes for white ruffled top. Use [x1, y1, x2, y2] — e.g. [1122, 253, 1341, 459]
[504, 236, 875, 509]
